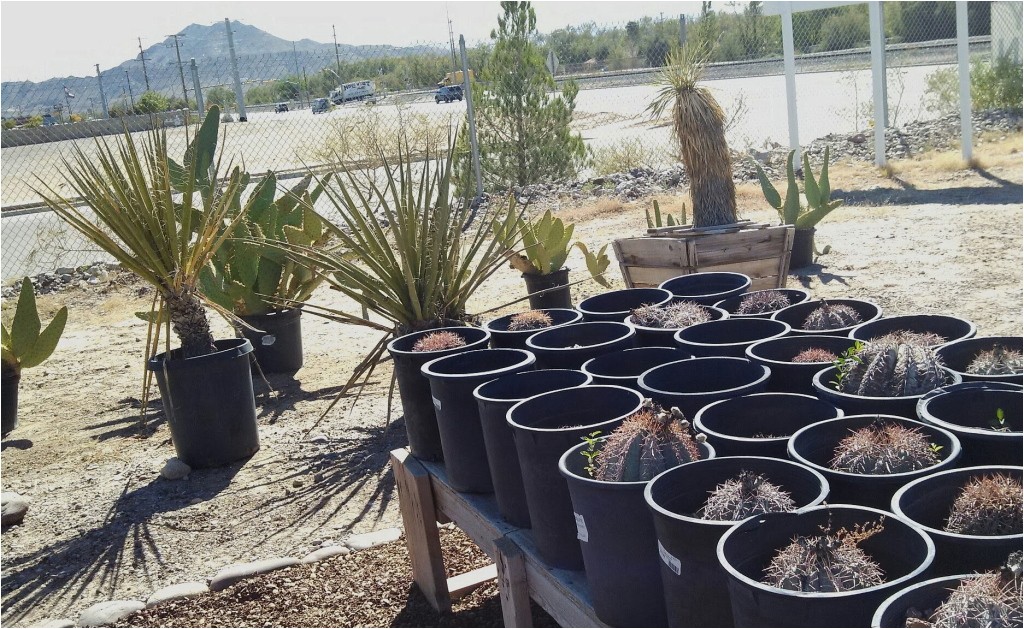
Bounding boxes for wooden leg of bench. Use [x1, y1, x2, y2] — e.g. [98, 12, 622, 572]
[391, 449, 451, 613]
[495, 536, 532, 628]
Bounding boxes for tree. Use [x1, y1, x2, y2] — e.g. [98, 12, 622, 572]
[205, 86, 235, 109]
[136, 91, 170, 114]
[474, 1, 586, 189]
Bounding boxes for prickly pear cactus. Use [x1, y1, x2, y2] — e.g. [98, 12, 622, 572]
[836, 341, 947, 397]
[967, 346, 1024, 376]
[736, 290, 792, 315]
[591, 399, 705, 482]
[802, 300, 863, 331]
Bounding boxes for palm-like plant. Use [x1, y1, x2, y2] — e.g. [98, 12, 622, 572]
[647, 38, 738, 228]
[33, 106, 250, 361]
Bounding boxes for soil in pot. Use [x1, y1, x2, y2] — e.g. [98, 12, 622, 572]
[871, 571, 1021, 629]
[485, 308, 582, 350]
[422, 349, 536, 493]
[659, 272, 751, 306]
[474, 369, 593, 527]
[627, 303, 727, 347]
[506, 384, 643, 570]
[581, 346, 692, 392]
[715, 288, 811, 319]
[674, 318, 791, 358]
[525, 321, 635, 370]
[849, 314, 977, 349]
[694, 392, 843, 459]
[387, 326, 491, 462]
[772, 298, 882, 336]
[936, 336, 1024, 384]
[238, 308, 304, 374]
[891, 465, 1023, 576]
[147, 338, 260, 469]
[639, 356, 771, 419]
[578, 287, 673, 323]
[717, 504, 935, 628]
[523, 268, 571, 310]
[746, 334, 857, 394]
[645, 456, 829, 627]
[788, 414, 961, 509]
[1, 368, 19, 437]
[558, 403, 713, 627]
[917, 382, 1023, 467]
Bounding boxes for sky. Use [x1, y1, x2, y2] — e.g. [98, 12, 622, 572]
[0, 0, 714, 83]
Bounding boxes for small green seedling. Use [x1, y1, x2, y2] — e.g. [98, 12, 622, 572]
[581, 430, 602, 478]
[990, 407, 1009, 432]
[830, 341, 865, 391]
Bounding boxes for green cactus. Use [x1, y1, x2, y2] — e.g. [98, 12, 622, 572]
[836, 340, 947, 397]
[495, 208, 612, 287]
[591, 399, 705, 482]
[802, 300, 863, 331]
[967, 346, 1024, 376]
[2, 278, 68, 377]
[201, 174, 331, 316]
[755, 147, 844, 231]
[646, 199, 688, 229]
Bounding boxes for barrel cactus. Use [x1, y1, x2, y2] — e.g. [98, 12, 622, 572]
[763, 519, 886, 592]
[869, 330, 947, 347]
[802, 300, 863, 331]
[412, 331, 466, 352]
[945, 474, 1023, 536]
[967, 346, 1024, 376]
[630, 301, 710, 329]
[928, 552, 1022, 628]
[834, 340, 947, 397]
[507, 310, 553, 331]
[736, 290, 792, 315]
[831, 421, 941, 474]
[700, 471, 796, 521]
[792, 347, 838, 363]
[590, 399, 705, 482]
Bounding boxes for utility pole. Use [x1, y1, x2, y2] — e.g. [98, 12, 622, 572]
[292, 41, 308, 107]
[224, 18, 248, 121]
[138, 37, 151, 91]
[125, 70, 136, 111]
[459, 35, 483, 201]
[190, 58, 204, 114]
[95, 64, 109, 118]
[447, 8, 458, 73]
[168, 33, 189, 104]
[332, 25, 343, 80]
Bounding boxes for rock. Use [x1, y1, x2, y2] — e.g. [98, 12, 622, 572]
[29, 619, 75, 628]
[59, 274, 72, 283]
[301, 545, 350, 564]
[146, 581, 208, 607]
[78, 600, 145, 627]
[209, 557, 300, 591]
[292, 479, 304, 488]
[160, 457, 191, 480]
[344, 527, 402, 551]
[55, 267, 74, 275]
[1, 492, 29, 527]
[307, 433, 329, 444]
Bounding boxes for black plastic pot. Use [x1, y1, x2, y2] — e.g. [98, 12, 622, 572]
[674, 318, 791, 358]
[746, 334, 859, 394]
[714, 288, 812, 319]
[772, 298, 883, 336]
[916, 382, 1023, 467]
[645, 456, 829, 628]
[422, 349, 536, 493]
[581, 346, 692, 392]
[238, 308, 304, 373]
[578, 287, 673, 323]
[849, 314, 977, 348]
[694, 393, 843, 459]
[507, 385, 643, 569]
[559, 437, 715, 628]
[626, 305, 729, 347]
[474, 369, 593, 527]
[871, 573, 979, 628]
[718, 504, 935, 628]
[639, 357, 771, 419]
[935, 335, 1024, 385]
[147, 338, 260, 468]
[1, 369, 20, 437]
[788, 414, 961, 509]
[387, 326, 491, 462]
[891, 465, 1023, 575]
[812, 365, 962, 419]
[523, 268, 571, 310]
[525, 321, 635, 370]
[659, 272, 752, 306]
[790, 227, 816, 269]
[485, 308, 582, 350]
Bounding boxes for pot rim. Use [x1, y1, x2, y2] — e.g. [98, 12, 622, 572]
[386, 325, 490, 356]
[812, 365, 963, 403]
[745, 334, 856, 367]
[506, 384, 643, 434]
[870, 573, 983, 629]
[421, 348, 536, 380]
[639, 357, 771, 398]
[848, 313, 978, 348]
[934, 335, 1024, 377]
[716, 503, 936, 598]
[916, 381, 1024, 437]
[580, 346, 693, 381]
[525, 321, 635, 351]
[578, 287, 674, 319]
[714, 287, 813, 317]
[521, 266, 570, 279]
[659, 272, 752, 300]
[146, 337, 253, 369]
[625, 305, 729, 333]
[771, 298, 883, 334]
[485, 308, 582, 334]
[674, 318, 792, 349]
[558, 434, 715, 489]
[693, 392, 844, 445]
[473, 369, 593, 404]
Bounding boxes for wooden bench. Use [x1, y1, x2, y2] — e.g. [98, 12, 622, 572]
[390, 448, 605, 628]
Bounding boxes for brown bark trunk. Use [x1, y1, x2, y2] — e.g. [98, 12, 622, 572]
[165, 289, 217, 359]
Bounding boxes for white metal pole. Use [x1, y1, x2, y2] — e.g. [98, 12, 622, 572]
[956, 1, 973, 161]
[190, 59, 204, 115]
[95, 65, 109, 119]
[225, 18, 248, 122]
[869, 1, 887, 167]
[781, 2, 800, 170]
[459, 35, 483, 200]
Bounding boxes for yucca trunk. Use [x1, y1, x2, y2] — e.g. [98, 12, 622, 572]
[675, 87, 738, 228]
[165, 289, 217, 359]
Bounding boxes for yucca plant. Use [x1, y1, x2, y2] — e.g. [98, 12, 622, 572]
[647, 38, 738, 228]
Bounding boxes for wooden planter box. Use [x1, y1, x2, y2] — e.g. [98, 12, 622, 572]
[612, 222, 795, 292]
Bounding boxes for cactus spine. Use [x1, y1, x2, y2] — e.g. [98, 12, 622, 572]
[928, 552, 1023, 628]
[802, 300, 863, 331]
[592, 399, 705, 482]
[412, 331, 466, 352]
[763, 519, 886, 592]
[507, 310, 554, 331]
[836, 340, 947, 397]
[945, 474, 1023, 536]
[630, 301, 711, 329]
[967, 346, 1024, 376]
[736, 290, 792, 315]
[830, 421, 941, 474]
[700, 471, 796, 521]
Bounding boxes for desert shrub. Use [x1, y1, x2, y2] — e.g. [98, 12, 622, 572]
[589, 137, 667, 176]
[924, 57, 1024, 116]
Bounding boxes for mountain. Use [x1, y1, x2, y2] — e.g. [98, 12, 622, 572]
[1, 20, 441, 116]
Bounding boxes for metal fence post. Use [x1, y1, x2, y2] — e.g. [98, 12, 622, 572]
[225, 18, 248, 122]
[95, 64, 109, 119]
[956, 1, 973, 162]
[780, 2, 800, 170]
[190, 59, 204, 115]
[869, 1, 887, 167]
[459, 35, 483, 200]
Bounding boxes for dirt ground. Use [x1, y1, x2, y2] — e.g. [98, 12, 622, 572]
[1, 134, 1022, 626]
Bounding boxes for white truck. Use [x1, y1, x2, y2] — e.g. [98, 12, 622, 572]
[329, 80, 375, 104]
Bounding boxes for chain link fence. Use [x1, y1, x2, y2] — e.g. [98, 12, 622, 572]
[2, 1, 1021, 281]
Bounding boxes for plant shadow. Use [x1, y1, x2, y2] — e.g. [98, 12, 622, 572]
[791, 263, 852, 288]
[835, 179, 1023, 206]
[86, 397, 166, 442]
[1, 438, 34, 451]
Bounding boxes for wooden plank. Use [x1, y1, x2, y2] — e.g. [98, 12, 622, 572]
[447, 564, 498, 600]
[696, 257, 782, 282]
[510, 529, 607, 628]
[611, 239, 636, 288]
[620, 265, 693, 288]
[614, 237, 693, 269]
[420, 459, 519, 551]
[495, 537, 533, 628]
[390, 449, 451, 613]
[692, 226, 792, 266]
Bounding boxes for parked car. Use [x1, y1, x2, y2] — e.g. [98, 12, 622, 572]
[274, 102, 289, 113]
[435, 85, 463, 104]
[311, 98, 330, 114]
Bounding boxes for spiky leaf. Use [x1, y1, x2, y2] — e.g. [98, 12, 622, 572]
[10, 279, 41, 358]
[20, 306, 68, 369]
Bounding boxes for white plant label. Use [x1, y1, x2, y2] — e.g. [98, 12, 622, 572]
[659, 540, 681, 575]
[261, 334, 276, 346]
[432, 396, 441, 411]
[574, 512, 589, 542]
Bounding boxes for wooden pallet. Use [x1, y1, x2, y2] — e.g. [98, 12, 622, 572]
[390, 448, 605, 628]
[613, 222, 795, 291]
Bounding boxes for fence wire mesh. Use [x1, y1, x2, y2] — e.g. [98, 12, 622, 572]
[2, 1, 1021, 281]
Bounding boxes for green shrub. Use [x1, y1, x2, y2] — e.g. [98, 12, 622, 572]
[925, 57, 1023, 115]
[589, 138, 667, 176]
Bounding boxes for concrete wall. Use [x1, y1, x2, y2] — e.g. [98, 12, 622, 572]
[0, 109, 195, 148]
[992, 1, 1023, 63]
